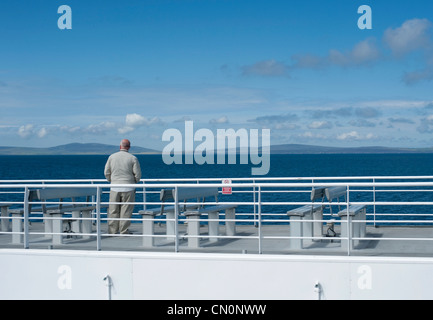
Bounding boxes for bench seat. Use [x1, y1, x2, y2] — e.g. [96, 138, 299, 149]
[287, 204, 323, 217]
[184, 204, 238, 216]
[139, 204, 199, 216]
[45, 204, 108, 215]
[9, 204, 55, 214]
[337, 204, 366, 217]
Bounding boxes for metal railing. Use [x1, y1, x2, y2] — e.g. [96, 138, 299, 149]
[1, 176, 433, 256]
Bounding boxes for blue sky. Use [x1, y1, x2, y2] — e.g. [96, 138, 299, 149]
[1, 0, 433, 150]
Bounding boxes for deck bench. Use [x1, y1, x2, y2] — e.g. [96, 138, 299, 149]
[287, 187, 326, 249]
[325, 186, 367, 250]
[10, 187, 107, 245]
[139, 187, 237, 248]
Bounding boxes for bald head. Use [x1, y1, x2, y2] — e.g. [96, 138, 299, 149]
[120, 139, 131, 151]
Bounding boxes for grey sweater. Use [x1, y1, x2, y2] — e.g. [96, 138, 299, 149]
[104, 150, 142, 185]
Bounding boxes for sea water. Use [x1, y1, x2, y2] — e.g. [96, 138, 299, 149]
[1, 153, 433, 223]
[1, 153, 433, 180]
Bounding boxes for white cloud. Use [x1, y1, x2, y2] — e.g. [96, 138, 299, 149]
[297, 131, 327, 140]
[17, 124, 49, 139]
[85, 122, 117, 134]
[383, 18, 432, 56]
[417, 114, 433, 133]
[15, 114, 165, 140]
[125, 113, 148, 127]
[59, 122, 117, 135]
[337, 131, 359, 140]
[209, 116, 229, 124]
[403, 67, 433, 85]
[249, 113, 299, 125]
[336, 131, 375, 141]
[18, 124, 35, 138]
[355, 107, 382, 118]
[241, 60, 290, 77]
[289, 18, 433, 85]
[292, 38, 381, 69]
[329, 38, 380, 67]
[382, 19, 433, 85]
[118, 113, 163, 134]
[350, 38, 381, 65]
[308, 121, 333, 129]
[37, 127, 48, 138]
[349, 119, 376, 128]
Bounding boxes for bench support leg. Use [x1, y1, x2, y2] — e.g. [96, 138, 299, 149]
[359, 208, 367, 238]
[208, 212, 219, 243]
[11, 213, 23, 244]
[290, 213, 313, 249]
[225, 208, 236, 236]
[81, 210, 92, 239]
[52, 213, 63, 245]
[44, 213, 52, 239]
[187, 214, 200, 248]
[290, 216, 303, 249]
[71, 210, 81, 235]
[166, 212, 175, 241]
[341, 216, 353, 251]
[313, 209, 323, 239]
[352, 208, 367, 247]
[1, 207, 10, 232]
[142, 215, 155, 247]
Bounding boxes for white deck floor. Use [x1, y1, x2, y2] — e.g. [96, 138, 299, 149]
[2, 220, 433, 257]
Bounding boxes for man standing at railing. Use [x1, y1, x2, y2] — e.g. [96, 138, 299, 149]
[104, 139, 142, 234]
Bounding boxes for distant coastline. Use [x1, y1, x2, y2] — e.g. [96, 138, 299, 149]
[0, 142, 432, 155]
[0, 143, 159, 155]
[270, 144, 433, 154]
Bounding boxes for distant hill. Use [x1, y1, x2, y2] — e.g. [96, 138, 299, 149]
[0, 143, 159, 155]
[270, 144, 433, 154]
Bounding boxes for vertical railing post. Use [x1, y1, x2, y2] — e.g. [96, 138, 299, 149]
[23, 186, 29, 249]
[96, 186, 102, 251]
[174, 185, 179, 253]
[373, 178, 376, 227]
[258, 184, 262, 254]
[346, 185, 351, 256]
[91, 180, 96, 224]
[253, 180, 257, 228]
[142, 180, 147, 212]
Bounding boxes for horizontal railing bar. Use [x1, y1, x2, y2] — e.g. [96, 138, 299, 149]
[4, 181, 433, 188]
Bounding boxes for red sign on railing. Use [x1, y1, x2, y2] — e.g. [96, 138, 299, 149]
[222, 179, 232, 195]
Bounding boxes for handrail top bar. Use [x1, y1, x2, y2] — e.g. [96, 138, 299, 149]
[0, 176, 433, 184]
[141, 175, 433, 181]
[2, 175, 433, 184]
[3, 181, 433, 189]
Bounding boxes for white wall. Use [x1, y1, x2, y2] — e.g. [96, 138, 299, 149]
[0, 249, 432, 299]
